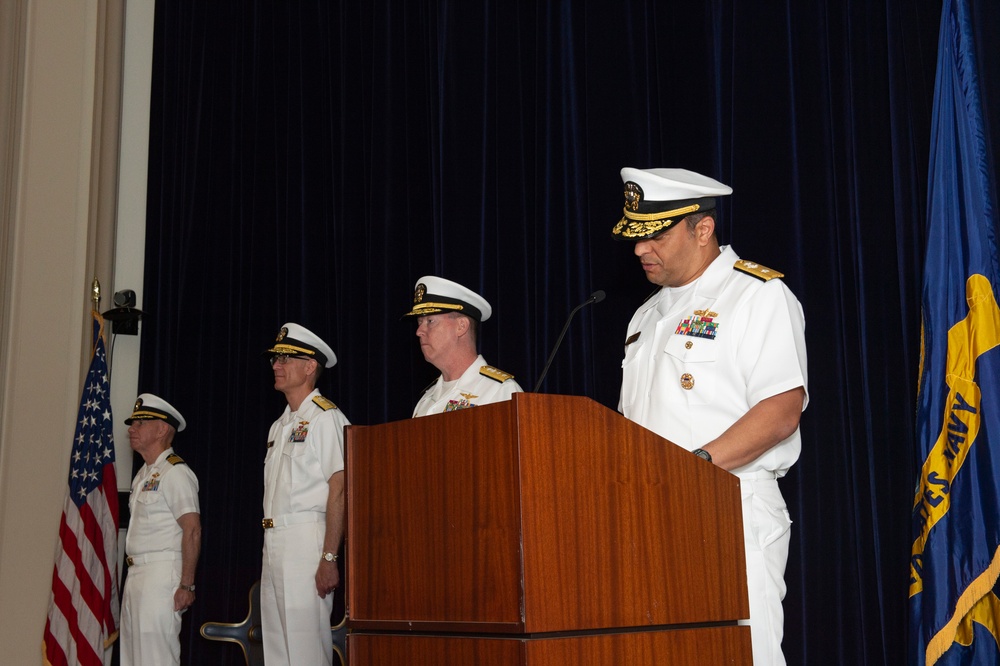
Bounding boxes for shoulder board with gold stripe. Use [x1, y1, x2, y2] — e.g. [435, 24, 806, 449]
[480, 365, 514, 383]
[166, 454, 186, 466]
[734, 259, 785, 282]
[312, 395, 338, 411]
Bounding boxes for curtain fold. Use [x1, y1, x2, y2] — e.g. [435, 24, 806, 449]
[137, 1, 975, 663]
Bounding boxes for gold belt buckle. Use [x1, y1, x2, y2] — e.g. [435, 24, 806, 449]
[262, 518, 274, 529]
[126, 556, 134, 566]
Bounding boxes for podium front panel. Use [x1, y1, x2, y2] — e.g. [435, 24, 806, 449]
[347, 394, 748, 635]
[347, 402, 525, 631]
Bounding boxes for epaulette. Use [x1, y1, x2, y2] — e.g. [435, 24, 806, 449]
[734, 259, 785, 282]
[480, 365, 514, 383]
[166, 453, 186, 466]
[312, 395, 338, 411]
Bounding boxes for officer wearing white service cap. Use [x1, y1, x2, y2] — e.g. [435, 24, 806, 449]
[614, 168, 808, 666]
[121, 393, 201, 666]
[404, 276, 522, 417]
[260, 323, 350, 666]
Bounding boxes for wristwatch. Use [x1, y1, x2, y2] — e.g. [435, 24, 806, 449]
[179, 583, 196, 592]
[692, 448, 713, 463]
[322, 551, 338, 562]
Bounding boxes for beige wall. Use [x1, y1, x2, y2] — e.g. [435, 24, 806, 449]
[0, 0, 148, 662]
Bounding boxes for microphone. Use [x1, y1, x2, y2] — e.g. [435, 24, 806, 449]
[532, 290, 606, 393]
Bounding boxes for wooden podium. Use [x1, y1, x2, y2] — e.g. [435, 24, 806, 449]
[345, 393, 750, 665]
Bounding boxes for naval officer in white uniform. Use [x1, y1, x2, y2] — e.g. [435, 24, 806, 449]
[404, 276, 522, 416]
[260, 323, 350, 666]
[121, 393, 201, 666]
[613, 167, 808, 666]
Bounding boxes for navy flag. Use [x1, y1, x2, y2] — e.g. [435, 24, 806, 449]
[909, 0, 1000, 664]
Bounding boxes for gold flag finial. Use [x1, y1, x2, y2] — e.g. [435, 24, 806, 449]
[91, 277, 101, 309]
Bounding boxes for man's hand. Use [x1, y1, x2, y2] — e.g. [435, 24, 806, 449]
[174, 587, 195, 612]
[316, 559, 340, 599]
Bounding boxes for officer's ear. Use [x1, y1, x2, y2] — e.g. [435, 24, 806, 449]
[695, 214, 716, 245]
[453, 313, 471, 337]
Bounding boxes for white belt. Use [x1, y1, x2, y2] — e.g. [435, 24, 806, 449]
[126, 551, 181, 566]
[262, 512, 325, 529]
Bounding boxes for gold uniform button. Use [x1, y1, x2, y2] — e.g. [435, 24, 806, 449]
[680, 373, 695, 390]
[684, 340, 693, 349]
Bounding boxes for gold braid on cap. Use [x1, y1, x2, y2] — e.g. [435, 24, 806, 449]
[410, 302, 465, 313]
[613, 203, 702, 238]
[269, 343, 316, 357]
[130, 410, 168, 422]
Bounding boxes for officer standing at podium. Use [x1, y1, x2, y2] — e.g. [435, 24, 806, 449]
[121, 393, 201, 666]
[612, 167, 808, 665]
[403, 275, 523, 416]
[260, 323, 350, 666]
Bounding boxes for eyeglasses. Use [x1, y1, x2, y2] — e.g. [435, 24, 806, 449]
[269, 353, 310, 366]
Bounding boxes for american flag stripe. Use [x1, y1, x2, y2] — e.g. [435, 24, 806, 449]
[43, 311, 120, 666]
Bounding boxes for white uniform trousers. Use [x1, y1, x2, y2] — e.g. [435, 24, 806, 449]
[740, 475, 792, 666]
[261, 520, 334, 666]
[120, 559, 183, 666]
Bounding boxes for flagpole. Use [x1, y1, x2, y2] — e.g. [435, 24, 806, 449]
[92, 277, 101, 311]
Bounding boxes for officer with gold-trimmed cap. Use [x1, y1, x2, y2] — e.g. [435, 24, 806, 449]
[260, 322, 350, 666]
[403, 276, 522, 417]
[264, 322, 337, 368]
[612, 167, 732, 241]
[121, 393, 201, 666]
[613, 167, 808, 666]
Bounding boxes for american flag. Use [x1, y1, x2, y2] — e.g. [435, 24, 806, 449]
[43, 312, 121, 665]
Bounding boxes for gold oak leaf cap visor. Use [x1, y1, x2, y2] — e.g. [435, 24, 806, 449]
[612, 167, 733, 240]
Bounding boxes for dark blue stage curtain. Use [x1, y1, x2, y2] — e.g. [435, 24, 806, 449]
[133, 1, 996, 663]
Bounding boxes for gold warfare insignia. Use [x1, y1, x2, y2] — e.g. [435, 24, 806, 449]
[312, 395, 338, 411]
[460, 392, 479, 400]
[734, 260, 785, 281]
[624, 181, 643, 211]
[414, 283, 427, 304]
[480, 366, 514, 383]
[276, 327, 288, 342]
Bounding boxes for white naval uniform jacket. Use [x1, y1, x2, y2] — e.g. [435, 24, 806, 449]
[263, 388, 349, 519]
[126, 447, 200, 557]
[618, 245, 808, 476]
[412, 354, 523, 417]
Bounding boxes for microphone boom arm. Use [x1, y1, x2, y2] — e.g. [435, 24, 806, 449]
[532, 290, 605, 393]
